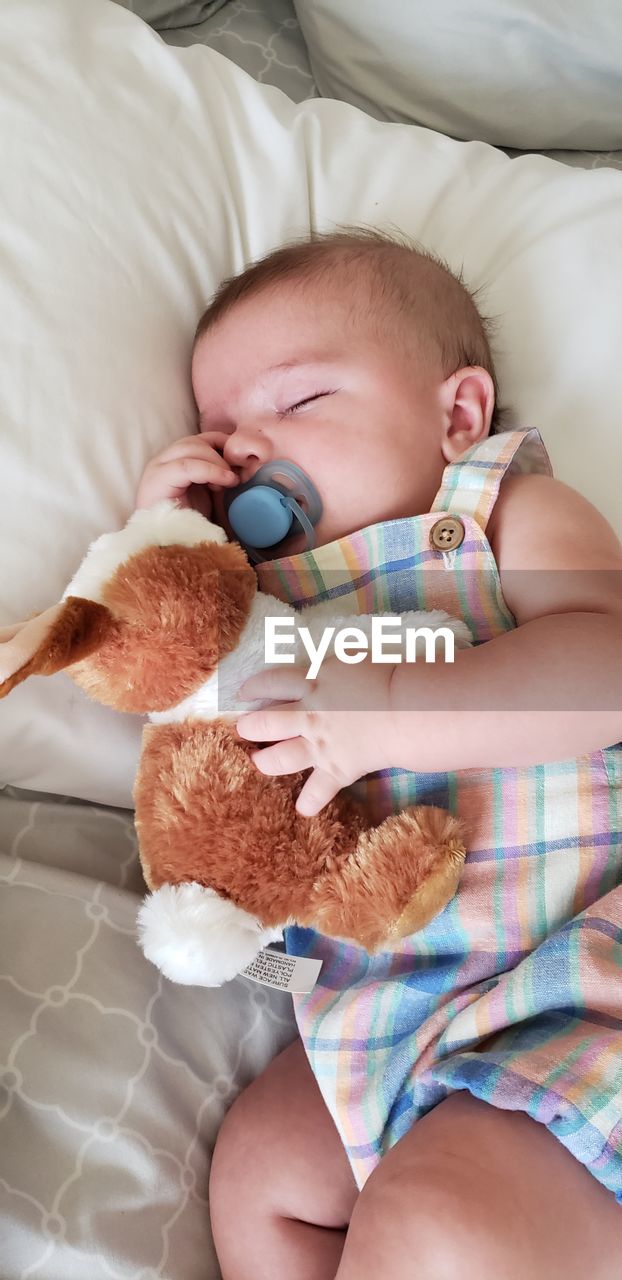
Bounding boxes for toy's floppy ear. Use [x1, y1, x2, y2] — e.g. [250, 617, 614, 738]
[0, 597, 112, 697]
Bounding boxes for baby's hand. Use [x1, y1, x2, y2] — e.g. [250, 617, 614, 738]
[135, 432, 238, 518]
[237, 656, 395, 816]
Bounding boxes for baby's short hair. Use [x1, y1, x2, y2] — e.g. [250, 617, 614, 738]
[195, 227, 502, 432]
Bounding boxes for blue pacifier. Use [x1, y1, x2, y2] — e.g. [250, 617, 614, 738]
[225, 460, 322, 561]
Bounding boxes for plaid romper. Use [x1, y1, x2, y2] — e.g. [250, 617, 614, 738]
[257, 429, 622, 1197]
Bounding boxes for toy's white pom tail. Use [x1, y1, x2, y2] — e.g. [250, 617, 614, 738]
[137, 883, 282, 987]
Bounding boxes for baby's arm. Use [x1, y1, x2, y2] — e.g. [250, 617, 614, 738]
[237, 473, 622, 816]
[135, 431, 237, 516]
[388, 473, 622, 771]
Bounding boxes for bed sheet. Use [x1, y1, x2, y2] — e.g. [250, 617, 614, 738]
[159, 0, 317, 105]
[158, 0, 622, 173]
[0, 783, 296, 1279]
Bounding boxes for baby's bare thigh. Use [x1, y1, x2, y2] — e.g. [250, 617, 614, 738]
[210, 1036, 357, 1228]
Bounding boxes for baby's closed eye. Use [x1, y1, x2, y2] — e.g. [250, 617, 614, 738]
[280, 390, 337, 417]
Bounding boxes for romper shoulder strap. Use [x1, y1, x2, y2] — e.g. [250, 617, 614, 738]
[430, 428, 552, 532]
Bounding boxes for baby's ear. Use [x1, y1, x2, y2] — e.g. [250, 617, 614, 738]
[0, 598, 112, 697]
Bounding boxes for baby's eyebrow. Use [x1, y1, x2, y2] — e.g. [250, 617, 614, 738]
[265, 358, 339, 375]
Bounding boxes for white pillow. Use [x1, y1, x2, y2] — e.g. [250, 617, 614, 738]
[294, 0, 622, 150]
[1, 0, 621, 809]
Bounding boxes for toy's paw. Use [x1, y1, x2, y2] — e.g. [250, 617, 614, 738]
[137, 883, 282, 986]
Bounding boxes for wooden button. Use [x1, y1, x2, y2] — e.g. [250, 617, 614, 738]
[429, 515, 465, 551]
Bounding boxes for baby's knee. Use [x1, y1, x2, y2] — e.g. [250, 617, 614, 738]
[209, 1081, 291, 1279]
[341, 1162, 510, 1279]
[210, 1060, 308, 1227]
[210, 1080, 269, 1213]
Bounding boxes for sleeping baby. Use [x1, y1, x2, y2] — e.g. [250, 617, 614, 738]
[137, 229, 622, 1280]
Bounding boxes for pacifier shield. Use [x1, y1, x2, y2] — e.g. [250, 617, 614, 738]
[225, 459, 322, 558]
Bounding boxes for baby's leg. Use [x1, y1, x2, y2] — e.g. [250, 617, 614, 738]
[209, 1036, 357, 1280]
[336, 1091, 622, 1279]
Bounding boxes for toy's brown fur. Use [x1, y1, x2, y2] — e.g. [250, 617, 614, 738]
[0, 598, 111, 696]
[0, 512, 467, 958]
[70, 540, 255, 712]
[135, 718, 465, 951]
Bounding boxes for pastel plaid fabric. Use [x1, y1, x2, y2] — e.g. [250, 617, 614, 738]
[257, 430, 622, 1195]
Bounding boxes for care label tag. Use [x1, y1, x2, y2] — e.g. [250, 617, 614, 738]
[241, 948, 322, 993]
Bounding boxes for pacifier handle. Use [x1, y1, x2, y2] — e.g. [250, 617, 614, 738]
[282, 496, 316, 547]
[243, 497, 315, 565]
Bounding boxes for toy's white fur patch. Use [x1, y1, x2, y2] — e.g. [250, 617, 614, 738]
[137, 882, 282, 987]
[64, 501, 227, 604]
[150, 601, 472, 723]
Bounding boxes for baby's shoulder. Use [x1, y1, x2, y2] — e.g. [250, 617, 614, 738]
[488, 472, 622, 573]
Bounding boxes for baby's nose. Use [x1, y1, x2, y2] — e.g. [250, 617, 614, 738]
[223, 426, 271, 477]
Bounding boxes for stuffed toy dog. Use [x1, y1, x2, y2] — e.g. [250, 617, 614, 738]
[0, 502, 468, 986]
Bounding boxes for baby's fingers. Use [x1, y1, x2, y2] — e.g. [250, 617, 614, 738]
[296, 769, 342, 816]
[197, 431, 233, 452]
[151, 433, 232, 469]
[160, 456, 237, 491]
[251, 737, 313, 777]
[136, 456, 236, 509]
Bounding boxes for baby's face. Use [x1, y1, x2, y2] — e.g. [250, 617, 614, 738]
[191, 284, 455, 553]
